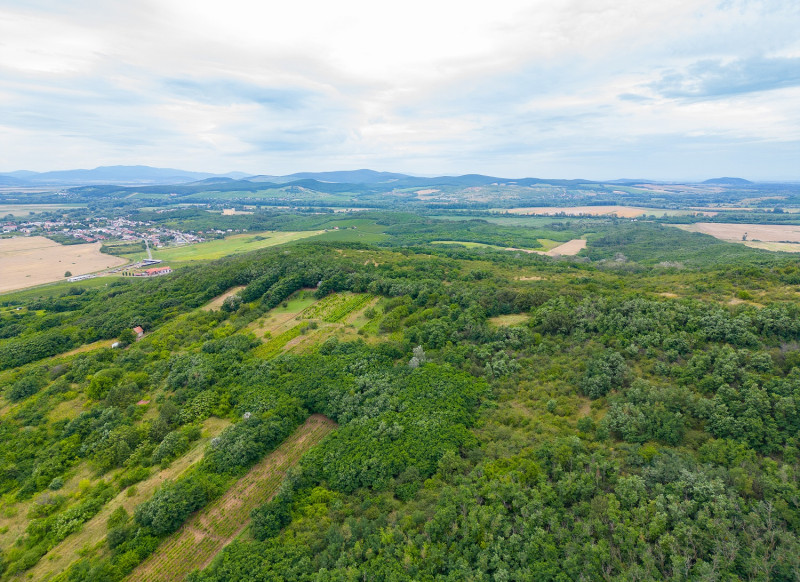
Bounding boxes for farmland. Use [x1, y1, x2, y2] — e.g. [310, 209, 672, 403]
[129, 415, 336, 582]
[497, 205, 701, 218]
[431, 238, 586, 256]
[0, 204, 83, 217]
[672, 222, 800, 243]
[0, 236, 126, 293]
[150, 230, 325, 262]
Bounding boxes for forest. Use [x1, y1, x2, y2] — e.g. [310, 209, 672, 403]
[1, 212, 800, 581]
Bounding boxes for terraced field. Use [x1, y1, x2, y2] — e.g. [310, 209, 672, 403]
[129, 415, 336, 582]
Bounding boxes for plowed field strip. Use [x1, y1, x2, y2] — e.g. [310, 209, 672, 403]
[129, 414, 336, 582]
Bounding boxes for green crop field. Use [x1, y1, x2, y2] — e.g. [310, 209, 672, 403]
[152, 230, 324, 262]
[0, 204, 85, 217]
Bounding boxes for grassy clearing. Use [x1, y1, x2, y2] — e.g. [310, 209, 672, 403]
[249, 292, 377, 358]
[488, 314, 530, 327]
[302, 293, 373, 323]
[430, 240, 511, 250]
[27, 418, 231, 582]
[201, 286, 246, 311]
[151, 231, 324, 262]
[0, 275, 126, 301]
[129, 415, 336, 582]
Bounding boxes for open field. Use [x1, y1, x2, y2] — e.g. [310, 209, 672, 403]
[431, 240, 511, 251]
[743, 241, 800, 253]
[671, 223, 800, 247]
[251, 292, 374, 358]
[541, 238, 586, 256]
[201, 286, 246, 311]
[26, 418, 231, 582]
[488, 314, 529, 327]
[0, 236, 126, 293]
[430, 238, 586, 256]
[0, 204, 84, 217]
[151, 230, 324, 262]
[130, 415, 336, 582]
[498, 206, 705, 218]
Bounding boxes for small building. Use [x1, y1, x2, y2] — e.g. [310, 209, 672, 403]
[111, 341, 122, 348]
[133, 326, 144, 338]
[145, 266, 172, 276]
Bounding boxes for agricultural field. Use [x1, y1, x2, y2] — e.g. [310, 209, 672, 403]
[129, 415, 336, 582]
[672, 222, 800, 244]
[431, 238, 586, 256]
[0, 204, 83, 217]
[151, 230, 324, 262]
[0, 236, 126, 293]
[497, 205, 702, 218]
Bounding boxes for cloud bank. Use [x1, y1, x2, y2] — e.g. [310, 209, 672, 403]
[0, 0, 798, 180]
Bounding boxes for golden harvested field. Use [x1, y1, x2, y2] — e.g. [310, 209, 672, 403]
[506, 239, 586, 257]
[501, 206, 688, 218]
[672, 223, 800, 243]
[0, 236, 126, 293]
[130, 415, 336, 582]
[743, 241, 800, 253]
[542, 239, 586, 256]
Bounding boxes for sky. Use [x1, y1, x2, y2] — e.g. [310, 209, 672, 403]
[0, 0, 799, 180]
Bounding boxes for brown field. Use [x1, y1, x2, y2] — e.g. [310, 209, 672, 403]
[505, 239, 586, 257]
[27, 417, 231, 582]
[129, 415, 336, 582]
[201, 286, 246, 311]
[672, 223, 800, 244]
[0, 236, 126, 293]
[743, 241, 800, 253]
[502, 206, 664, 218]
[542, 239, 586, 256]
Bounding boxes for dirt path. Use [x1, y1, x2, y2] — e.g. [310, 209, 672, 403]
[129, 414, 336, 582]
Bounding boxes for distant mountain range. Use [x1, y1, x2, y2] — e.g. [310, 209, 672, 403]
[0, 165, 251, 186]
[0, 165, 759, 188]
[702, 177, 753, 185]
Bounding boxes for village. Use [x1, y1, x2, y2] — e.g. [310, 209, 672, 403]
[1, 216, 209, 247]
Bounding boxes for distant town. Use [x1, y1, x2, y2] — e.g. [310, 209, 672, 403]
[1, 216, 210, 247]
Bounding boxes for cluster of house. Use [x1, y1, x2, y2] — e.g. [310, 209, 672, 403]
[126, 266, 173, 277]
[3, 216, 204, 247]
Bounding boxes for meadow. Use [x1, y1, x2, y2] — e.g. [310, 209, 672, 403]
[151, 230, 324, 262]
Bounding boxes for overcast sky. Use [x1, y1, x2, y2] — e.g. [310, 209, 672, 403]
[1, 0, 799, 180]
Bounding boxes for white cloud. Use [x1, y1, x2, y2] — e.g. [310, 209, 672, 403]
[0, 0, 797, 178]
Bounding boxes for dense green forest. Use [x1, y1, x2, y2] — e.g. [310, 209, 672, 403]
[2, 213, 800, 580]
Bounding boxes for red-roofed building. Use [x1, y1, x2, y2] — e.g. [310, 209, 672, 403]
[133, 326, 144, 338]
[145, 266, 172, 276]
